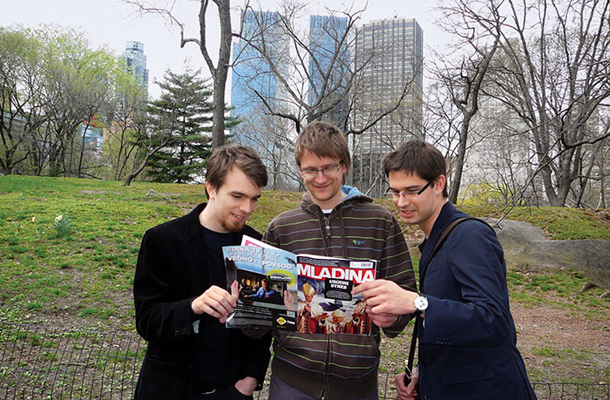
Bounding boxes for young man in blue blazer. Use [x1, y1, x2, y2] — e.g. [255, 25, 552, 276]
[354, 140, 537, 400]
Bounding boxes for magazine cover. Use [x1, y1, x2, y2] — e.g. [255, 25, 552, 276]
[296, 255, 376, 335]
[223, 244, 298, 330]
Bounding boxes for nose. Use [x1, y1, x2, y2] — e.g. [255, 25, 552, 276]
[241, 198, 257, 214]
[395, 194, 410, 207]
[314, 170, 328, 182]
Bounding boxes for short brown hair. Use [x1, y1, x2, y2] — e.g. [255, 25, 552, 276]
[205, 145, 268, 198]
[383, 140, 449, 198]
[294, 121, 351, 172]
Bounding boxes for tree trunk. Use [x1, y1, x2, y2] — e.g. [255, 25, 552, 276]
[202, 0, 232, 148]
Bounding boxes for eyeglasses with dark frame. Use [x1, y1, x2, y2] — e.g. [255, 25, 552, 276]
[385, 180, 433, 200]
[299, 163, 342, 179]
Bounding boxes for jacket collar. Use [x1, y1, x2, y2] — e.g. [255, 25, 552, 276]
[418, 202, 468, 271]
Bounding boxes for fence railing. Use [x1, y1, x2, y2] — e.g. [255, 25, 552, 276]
[1, 322, 608, 400]
[1, 322, 144, 399]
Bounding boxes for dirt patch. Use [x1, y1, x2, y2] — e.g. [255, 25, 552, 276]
[511, 300, 610, 382]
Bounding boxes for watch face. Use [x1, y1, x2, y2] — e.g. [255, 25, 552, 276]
[415, 296, 428, 311]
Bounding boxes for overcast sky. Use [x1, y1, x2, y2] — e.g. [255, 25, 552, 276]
[2, 0, 447, 98]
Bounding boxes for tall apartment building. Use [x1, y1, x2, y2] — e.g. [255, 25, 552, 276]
[351, 18, 423, 197]
[121, 41, 149, 95]
[231, 10, 288, 118]
[308, 15, 350, 126]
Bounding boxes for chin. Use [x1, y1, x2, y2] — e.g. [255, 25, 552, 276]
[222, 220, 246, 233]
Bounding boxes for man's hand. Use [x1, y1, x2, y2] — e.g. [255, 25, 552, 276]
[234, 376, 257, 396]
[368, 312, 401, 328]
[283, 289, 295, 311]
[395, 367, 419, 400]
[352, 279, 417, 318]
[191, 281, 239, 323]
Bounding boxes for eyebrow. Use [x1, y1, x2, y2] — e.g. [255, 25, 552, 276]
[301, 162, 339, 169]
[229, 190, 261, 200]
[389, 185, 421, 191]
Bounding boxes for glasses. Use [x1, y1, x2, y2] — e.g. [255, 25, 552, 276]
[299, 163, 342, 179]
[385, 181, 433, 200]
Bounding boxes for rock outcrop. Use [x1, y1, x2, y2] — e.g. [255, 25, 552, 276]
[491, 219, 610, 288]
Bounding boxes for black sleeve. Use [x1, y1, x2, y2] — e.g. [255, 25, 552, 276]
[134, 228, 198, 341]
[237, 329, 272, 389]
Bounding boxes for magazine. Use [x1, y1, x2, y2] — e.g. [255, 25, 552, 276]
[223, 236, 376, 335]
[296, 254, 376, 335]
[223, 243, 298, 330]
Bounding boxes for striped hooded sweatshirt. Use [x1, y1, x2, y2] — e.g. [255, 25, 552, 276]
[263, 186, 416, 400]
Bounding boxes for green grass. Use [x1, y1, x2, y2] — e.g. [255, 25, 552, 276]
[1, 174, 609, 384]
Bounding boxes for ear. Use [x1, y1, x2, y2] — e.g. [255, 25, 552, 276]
[205, 182, 216, 199]
[434, 175, 447, 193]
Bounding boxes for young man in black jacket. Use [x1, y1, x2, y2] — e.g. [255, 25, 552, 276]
[133, 145, 271, 400]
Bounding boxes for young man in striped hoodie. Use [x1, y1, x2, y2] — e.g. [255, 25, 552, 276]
[263, 121, 417, 400]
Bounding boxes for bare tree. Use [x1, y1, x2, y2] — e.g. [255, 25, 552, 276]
[125, 0, 237, 148]
[484, 0, 610, 206]
[122, 111, 172, 186]
[429, 0, 503, 204]
[232, 103, 300, 190]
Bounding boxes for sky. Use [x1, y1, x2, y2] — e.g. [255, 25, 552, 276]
[2, 0, 447, 99]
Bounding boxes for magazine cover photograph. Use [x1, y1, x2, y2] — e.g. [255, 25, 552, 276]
[223, 244, 298, 330]
[296, 255, 376, 335]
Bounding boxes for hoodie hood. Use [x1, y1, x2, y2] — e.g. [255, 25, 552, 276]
[299, 185, 372, 257]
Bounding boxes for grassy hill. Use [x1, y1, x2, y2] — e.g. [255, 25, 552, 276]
[1, 175, 609, 384]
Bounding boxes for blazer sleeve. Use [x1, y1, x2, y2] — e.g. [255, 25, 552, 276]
[237, 329, 272, 388]
[379, 215, 418, 337]
[422, 222, 513, 347]
[134, 228, 198, 341]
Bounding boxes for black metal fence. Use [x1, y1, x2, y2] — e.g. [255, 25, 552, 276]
[1, 322, 143, 399]
[1, 322, 608, 400]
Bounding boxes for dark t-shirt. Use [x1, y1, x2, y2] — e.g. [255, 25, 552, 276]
[191, 227, 241, 393]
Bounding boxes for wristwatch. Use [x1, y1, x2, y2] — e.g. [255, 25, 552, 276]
[414, 294, 428, 317]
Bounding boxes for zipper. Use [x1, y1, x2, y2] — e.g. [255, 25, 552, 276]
[322, 213, 331, 397]
[321, 333, 331, 399]
[322, 215, 331, 257]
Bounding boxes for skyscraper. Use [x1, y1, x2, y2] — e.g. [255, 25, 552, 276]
[121, 41, 149, 95]
[231, 10, 288, 118]
[308, 15, 350, 126]
[351, 17, 424, 197]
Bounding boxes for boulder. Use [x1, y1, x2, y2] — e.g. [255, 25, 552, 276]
[490, 219, 610, 288]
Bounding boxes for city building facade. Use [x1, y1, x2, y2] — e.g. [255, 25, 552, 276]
[351, 17, 424, 197]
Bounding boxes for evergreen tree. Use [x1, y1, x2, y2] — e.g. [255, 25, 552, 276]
[146, 67, 213, 183]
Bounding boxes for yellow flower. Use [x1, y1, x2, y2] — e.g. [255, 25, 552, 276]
[32, 217, 36, 222]
[55, 215, 63, 223]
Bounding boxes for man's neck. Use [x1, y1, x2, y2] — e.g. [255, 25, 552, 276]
[198, 204, 226, 233]
[310, 188, 347, 211]
[420, 199, 448, 238]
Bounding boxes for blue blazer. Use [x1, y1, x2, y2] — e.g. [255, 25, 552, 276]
[416, 202, 537, 400]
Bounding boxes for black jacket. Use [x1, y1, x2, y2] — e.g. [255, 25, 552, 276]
[133, 203, 271, 399]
